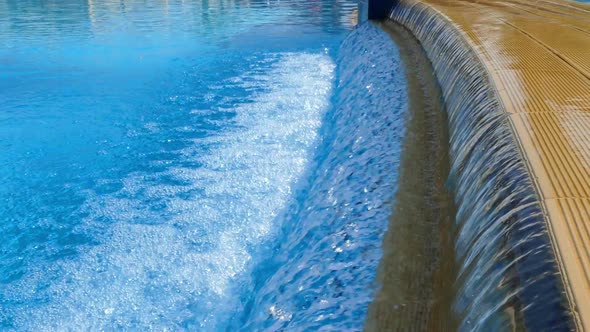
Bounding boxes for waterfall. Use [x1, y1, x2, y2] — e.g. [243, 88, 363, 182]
[388, 1, 573, 330]
[238, 22, 408, 330]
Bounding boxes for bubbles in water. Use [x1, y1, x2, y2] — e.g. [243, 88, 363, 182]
[2, 53, 335, 331]
[240, 22, 408, 331]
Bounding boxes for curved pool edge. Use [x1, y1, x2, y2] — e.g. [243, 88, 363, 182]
[365, 20, 457, 331]
[384, 0, 580, 329]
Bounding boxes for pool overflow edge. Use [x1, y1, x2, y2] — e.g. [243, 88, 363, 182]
[363, 0, 576, 330]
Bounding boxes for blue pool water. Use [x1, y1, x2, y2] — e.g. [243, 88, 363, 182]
[0, 1, 407, 330]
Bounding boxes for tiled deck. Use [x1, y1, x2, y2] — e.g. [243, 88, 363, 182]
[401, 0, 590, 328]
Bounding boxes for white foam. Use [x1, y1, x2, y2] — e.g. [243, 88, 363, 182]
[9, 53, 335, 330]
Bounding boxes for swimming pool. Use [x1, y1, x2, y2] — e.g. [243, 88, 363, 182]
[0, 0, 409, 330]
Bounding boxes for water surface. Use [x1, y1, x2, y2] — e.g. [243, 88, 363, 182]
[0, 1, 408, 330]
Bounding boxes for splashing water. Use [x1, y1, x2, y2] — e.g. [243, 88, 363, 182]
[0, 0, 385, 330]
[0, 0, 414, 328]
[240, 22, 408, 331]
[1, 53, 336, 331]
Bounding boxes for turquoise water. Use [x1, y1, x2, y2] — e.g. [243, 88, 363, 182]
[0, 1, 408, 330]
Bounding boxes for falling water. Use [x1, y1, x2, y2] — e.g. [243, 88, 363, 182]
[387, 1, 574, 330]
[238, 22, 408, 330]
